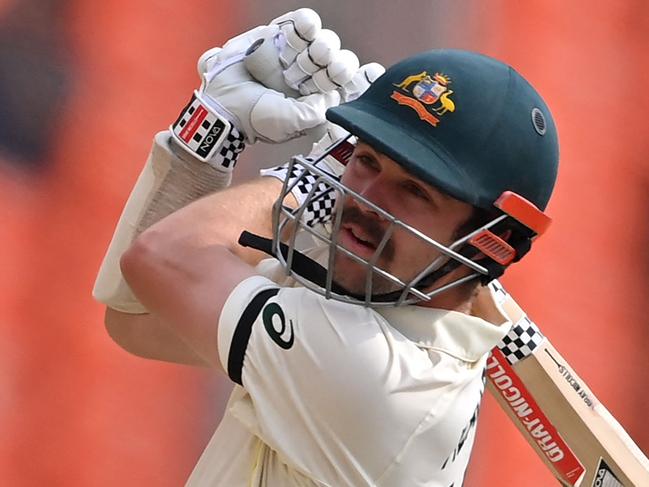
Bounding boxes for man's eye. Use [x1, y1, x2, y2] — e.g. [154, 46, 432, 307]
[404, 181, 430, 200]
[356, 155, 378, 170]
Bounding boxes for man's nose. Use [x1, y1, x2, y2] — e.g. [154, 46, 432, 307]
[355, 174, 392, 217]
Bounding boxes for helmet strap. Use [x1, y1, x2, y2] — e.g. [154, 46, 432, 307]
[238, 230, 412, 303]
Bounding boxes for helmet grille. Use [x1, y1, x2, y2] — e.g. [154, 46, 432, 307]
[531, 107, 547, 135]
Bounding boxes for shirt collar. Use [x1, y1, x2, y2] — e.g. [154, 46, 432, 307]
[377, 288, 511, 363]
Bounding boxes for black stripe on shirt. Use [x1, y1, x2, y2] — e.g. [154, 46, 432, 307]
[227, 287, 280, 385]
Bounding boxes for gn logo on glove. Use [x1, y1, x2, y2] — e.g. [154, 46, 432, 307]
[391, 71, 455, 127]
[171, 91, 232, 161]
[263, 303, 294, 349]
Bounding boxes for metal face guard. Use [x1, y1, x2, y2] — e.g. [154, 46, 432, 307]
[269, 138, 512, 307]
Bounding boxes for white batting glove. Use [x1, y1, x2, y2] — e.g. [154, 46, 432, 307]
[171, 8, 365, 169]
[244, 29, 385, 148]
[243, 14, 384, 104]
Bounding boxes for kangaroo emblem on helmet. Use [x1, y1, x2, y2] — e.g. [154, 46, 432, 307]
[391, 71, 455, 127]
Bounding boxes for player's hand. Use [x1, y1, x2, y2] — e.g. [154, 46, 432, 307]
[242, 12, 383, 102]
[176, 9, 364, 149]
[241, 14, 385, 144]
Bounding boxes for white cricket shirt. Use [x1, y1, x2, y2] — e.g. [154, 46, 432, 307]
[186, 258, 510, 487]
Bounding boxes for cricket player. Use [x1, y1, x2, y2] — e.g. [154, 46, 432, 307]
[94, 9, 559, 486]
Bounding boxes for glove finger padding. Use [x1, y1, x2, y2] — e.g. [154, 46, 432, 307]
[297, 49, 360, 95]
[340, 62, 386, 102]
[191, 8, 342, 145]
[282, 29, 341, 90]
[176, 8, 377, 153]
[242, 8, 326, 95]
[292, 61, 384, 144]
[271, 8, 322, 66]
[243, 11, 365, 100]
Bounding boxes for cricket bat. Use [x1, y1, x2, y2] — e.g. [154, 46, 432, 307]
[485, 281, 649, 486]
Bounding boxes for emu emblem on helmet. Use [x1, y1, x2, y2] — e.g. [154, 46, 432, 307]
[391, 71, 455, 127]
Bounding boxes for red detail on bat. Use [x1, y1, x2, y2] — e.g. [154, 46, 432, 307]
[390, 91, 440, 127]
[469, 230, 516, 265]
[180, 105, 208, 143]
[494, 191, 552, 236]
[487, 349, 585, 485]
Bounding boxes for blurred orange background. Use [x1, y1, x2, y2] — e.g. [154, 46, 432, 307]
[0, 1, 647, 485]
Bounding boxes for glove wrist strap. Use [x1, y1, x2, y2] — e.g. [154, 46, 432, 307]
[170, 91, 245, 171]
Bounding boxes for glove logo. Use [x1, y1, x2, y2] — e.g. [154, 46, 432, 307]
[391, 71, 455, 127]
[196, 120, 227, 159]
[262, 302, 294, 350]
[170, 92, 232, 162]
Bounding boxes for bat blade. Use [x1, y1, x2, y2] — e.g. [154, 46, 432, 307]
[485, 282, 649, 486]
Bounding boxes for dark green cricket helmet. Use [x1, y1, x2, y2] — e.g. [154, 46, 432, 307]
[326, 49, 559, 211]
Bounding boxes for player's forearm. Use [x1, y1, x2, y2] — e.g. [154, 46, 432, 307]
[93, 132, 234, 313]
[136, 134, 234, 235]
[119, 177, 284, 303]
[118, 177, 283, 367]
[104, 308, 209, 367]
[96, 132, 253, 364]
[126, 135, 285, 267]
[121, 229, 256, 368]
[98, 134, 289, 366]
[132, 175, 286, 266]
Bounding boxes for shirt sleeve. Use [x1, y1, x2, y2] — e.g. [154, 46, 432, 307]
[217, 275, 480, 486]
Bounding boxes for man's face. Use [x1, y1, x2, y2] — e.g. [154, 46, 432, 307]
[332, 141, 474, 296]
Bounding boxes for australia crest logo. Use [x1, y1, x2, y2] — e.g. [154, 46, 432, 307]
[391, 71, 455, 127]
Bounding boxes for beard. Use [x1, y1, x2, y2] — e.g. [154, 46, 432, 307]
[332, 256, 403, 296]
[330, 204, 400, 296]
